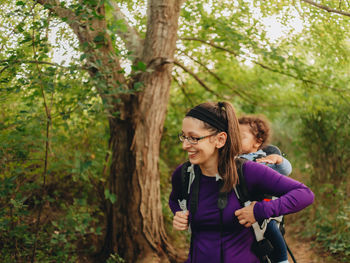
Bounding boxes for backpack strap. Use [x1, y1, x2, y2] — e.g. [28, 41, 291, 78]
[234, 158, 250, 206]
[180, 161, 191, 202]
[234, 158, 274, 262]
[189, 165, 201, 220]
[180, 162, 201, 263]
[179, 162, 202, 222]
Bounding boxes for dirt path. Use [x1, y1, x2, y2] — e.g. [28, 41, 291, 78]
[284, 226, 337, 263]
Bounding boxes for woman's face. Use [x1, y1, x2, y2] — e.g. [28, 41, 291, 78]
[239, 124, 260, 154]
[181, 117, 219, 168]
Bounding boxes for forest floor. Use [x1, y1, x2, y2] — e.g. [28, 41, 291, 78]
[284, 224, 338, 263]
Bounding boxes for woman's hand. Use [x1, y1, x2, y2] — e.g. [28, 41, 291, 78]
[256, 154, 282, 165]
[173, 210, 189, 231]
[234, 201, 257, 228]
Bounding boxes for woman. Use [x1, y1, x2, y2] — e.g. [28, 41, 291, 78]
[168, 101, 314, 263]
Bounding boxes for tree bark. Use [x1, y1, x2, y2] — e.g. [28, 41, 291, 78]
[111, 1, 186, 262]
[35, 0, 186, 262]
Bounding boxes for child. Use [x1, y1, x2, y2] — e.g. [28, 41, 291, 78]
[239, 115, 291, 263]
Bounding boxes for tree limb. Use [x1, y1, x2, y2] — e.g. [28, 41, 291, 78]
[34, 0, 81, 32]
[181, 37, 238, 56]
[30, 15, 51, 262]
[34, 0, 128, 108]
[172, 70, 195, 105]
[173, 60, 220, 97]
[179, 51, 257, 104]
[0, 60, 87, 75]
[180, 37, 336, 89]
[0, 59, 76, 68]
[301, 0, 350, 17]
[107, 0, 143, 59]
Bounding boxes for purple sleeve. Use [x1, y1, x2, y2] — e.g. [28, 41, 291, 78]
[243, 161, 314, 222]
[168, 164, 183, 215]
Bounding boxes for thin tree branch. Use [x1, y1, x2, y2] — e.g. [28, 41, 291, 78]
[35, 0, 128, 109]
[179, 51, 257, 104]
[34, 0, 82, 31]
[0, 3, 36, 52]
[180, 37, 348, 91]
[107, 0, 143, 59]
[0, 60, 58, 75]
[181, 37, 238, 56]
[30, 13, 51, 262]
[181, 37, 315, 84]
[0, 60, 90, 76]
[301, 0, 350, 17]
[0, 59, 74, 68]
[1, 158, 44, 163]
[173, 60, 220, 97]
[172, 70, 195, 105]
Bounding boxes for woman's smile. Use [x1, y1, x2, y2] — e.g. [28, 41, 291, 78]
[187, 150, 198, 159]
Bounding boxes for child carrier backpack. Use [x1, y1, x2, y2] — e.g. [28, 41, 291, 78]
[179, 150, 297, 263]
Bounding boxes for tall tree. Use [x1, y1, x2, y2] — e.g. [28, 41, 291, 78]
[2, 0, 349, 262]
[30, 0, 185, 262]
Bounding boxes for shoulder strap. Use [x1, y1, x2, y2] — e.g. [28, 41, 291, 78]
[180, 161, 191, 201]
[234, 158, 250, 207]
[180, 161, 201, 217]
[189, 165, 201, 218]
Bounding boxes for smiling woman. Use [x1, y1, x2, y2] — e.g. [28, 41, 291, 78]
[168, 101, 314, 263]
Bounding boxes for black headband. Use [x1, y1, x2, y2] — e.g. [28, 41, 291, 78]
[186, 105, 228, 132]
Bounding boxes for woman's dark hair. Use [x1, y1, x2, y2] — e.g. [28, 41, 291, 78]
[238, 115, 271, 149]
[190, 101, 242, 192]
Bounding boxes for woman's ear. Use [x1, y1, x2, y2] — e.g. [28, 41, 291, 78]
[216, 132, 227, 149]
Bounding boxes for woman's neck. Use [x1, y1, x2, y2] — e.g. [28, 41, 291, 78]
[199, 159, 219, 177]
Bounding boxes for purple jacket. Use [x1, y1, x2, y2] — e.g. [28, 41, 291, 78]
[169, 161, 314, 263]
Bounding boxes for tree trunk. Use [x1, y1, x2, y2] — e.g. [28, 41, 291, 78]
[110, 1, 186, 262]
[35, 0, 186, 262]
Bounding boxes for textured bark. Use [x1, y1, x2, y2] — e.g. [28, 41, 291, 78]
[35, 0, 186, 262]
[113, 1, 186, 262]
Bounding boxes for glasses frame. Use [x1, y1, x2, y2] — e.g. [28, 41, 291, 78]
[178, 132, 217, 145]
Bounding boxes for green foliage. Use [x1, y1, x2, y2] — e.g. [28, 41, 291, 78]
[165, 1, 350, 260]
[106, 253, 125, 263]
[315, 205, 350, 260]
[0, 2, 109, 261]
[1, 0, 350, 261]
[298, 101, 350, 185]
[291, 98, 350, 262]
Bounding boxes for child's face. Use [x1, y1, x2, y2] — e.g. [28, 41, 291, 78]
[240, 124, 261, 154]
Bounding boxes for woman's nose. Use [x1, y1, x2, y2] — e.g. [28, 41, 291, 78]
[182, 139, 191, 150]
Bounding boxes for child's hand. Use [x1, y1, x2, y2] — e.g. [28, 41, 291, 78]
[173, 210, 189, 231]
[256, 154, 282, 165]
[235, 201, 257, 228]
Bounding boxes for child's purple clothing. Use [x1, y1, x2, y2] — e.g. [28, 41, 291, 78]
[169, 161, 314, 263]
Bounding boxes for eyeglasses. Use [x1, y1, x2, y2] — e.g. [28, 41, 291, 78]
[178, 133, 217, 145]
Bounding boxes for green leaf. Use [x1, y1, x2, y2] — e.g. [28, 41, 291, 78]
[80, 53, 87, 61]
[93, 34, 105, 43]
[104, 189, 117, 204]
[133, 82, 143, 91]
[16, 1, 25, 6]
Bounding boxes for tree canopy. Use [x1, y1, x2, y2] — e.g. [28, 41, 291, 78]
[0, 0, 349, 262]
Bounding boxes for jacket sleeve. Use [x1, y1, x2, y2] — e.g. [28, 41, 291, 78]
[267, 156, 292, 176]
[168, 164, 183, 215]
[243, 161, 314, 222]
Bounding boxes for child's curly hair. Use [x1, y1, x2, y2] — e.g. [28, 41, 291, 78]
[238, 115, 271, 149]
